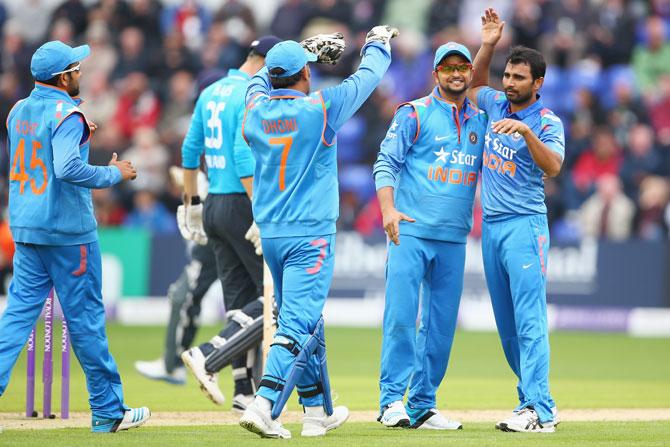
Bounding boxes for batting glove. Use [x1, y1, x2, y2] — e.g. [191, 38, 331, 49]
[362, 25, 399, 54]
[245, 221, 262, 256]
[300, 32, 346, 65]
[186, 203, 208, 245]
[176, 204, 190, 241]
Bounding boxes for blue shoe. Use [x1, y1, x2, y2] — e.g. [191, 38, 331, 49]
[92, 407, 151, 433]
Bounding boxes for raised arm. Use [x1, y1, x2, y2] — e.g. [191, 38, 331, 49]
[245, 67, 271, 106]
[468, 8, 505, 106]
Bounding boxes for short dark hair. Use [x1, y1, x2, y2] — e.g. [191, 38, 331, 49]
[269, 67, 305, 89]
[38, 75, 61, 86]
[506, 46, 546, 80]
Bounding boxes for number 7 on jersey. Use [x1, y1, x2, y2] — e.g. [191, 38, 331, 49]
[269, 136, 293, 191]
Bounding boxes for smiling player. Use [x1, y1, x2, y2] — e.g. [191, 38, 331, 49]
[373, 42, 487, 430]
[468, 8, 565, 433]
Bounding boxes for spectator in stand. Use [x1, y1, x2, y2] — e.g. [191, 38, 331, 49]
[649, 74, 670, 147]
[88, 0, 133, 37]
[123, 190, 177, 235]
[112, 72, 161, 140]
[111, 27, 151, 81]
[5, 0, 53, 45]
[50, 0, 88, 40]
[620, 124, 662, 198]
[80, 72, 119, 128]
[427, 0, 460, 36]
[126, 0, 163, 50]
[214, 0, 257, 32]
[160, 0, 212, 51]
[1, 20, 33, 95]
[123, 127, 170, 195]
[158, 70, 196, 150]
[153, 31, 201, 88]
[635, 176, 670, 239]
[93, 188, 128, 227]
[579, 174, 635, 241]
[270, 0, 313, 39]
[585, 0, 637, 68]
[632, 16, 670, 100]
[82, 21, 118, 82]
[569, 126, 623, 208]
[608, 79, 649, 146]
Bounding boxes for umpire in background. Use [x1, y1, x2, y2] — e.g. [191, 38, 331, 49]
[177, 36, 280, 412]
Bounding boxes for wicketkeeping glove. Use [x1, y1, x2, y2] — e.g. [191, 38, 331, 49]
[362, 25, 399, 54]
[245, 221, 262, 256]
[300, 32, 346, 65]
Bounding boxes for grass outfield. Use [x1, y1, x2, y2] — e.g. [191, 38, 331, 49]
[1, 325, 669, 445]
[2, 422, 670, 447]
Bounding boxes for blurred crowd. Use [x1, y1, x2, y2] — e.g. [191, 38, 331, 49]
[0, 0, 670, 254]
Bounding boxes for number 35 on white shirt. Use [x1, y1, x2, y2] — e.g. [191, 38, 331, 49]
[205, 101, 225, 149]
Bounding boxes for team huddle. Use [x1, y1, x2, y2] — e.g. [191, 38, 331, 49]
[0, 7, 563, 438]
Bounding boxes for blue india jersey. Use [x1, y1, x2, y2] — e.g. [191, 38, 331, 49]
[476, 87, 565, 220]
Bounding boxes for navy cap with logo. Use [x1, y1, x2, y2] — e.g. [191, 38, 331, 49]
[433, 42, 472, 70]
[265, 40, 317, 78]
[31, 41, 90, 81]
[249, 35, 282, 57]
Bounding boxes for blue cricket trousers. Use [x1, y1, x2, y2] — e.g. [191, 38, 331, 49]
[0, 242, 127, 419]
[257, 234, 335, 408]
[379, 234, 465, 411]
[482, 214, 555, 423]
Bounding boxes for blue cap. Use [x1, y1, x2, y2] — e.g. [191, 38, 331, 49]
[31, 40, 91, 81]
[433, 42, 472, 70]
[265, 40, 317, 78]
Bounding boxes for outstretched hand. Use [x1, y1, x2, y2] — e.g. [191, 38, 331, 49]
[481, 8, 505, 46]
[109, 152, 137, 180]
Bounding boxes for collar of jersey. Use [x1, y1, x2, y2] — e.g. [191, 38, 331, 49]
[227, 68, 250, 81]
[505, 94, 543, 120]
[430, 87, 478, 119]
[270, 88, 307, 98]
[33, 82, 81, 105]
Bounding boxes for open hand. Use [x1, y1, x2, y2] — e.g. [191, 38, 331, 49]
[382, 207, 415, 245]
[481, 8, 505, 46]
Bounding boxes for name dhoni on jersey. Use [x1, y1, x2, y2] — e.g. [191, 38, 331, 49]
[262, 118, 298, 134]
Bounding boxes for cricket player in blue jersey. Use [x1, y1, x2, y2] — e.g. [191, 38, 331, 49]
[0, 41, 149, 432]
[374, 42, 488, 430]
[238, 27, 396, 438]
[468, 9, 564, 433]
[178, 36, 280, 412]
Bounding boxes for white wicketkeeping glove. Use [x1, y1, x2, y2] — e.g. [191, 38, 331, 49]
[177, 204, 208, 245]
[362, 25, 399, 54]
[300, 32, 346, 65]
[245, 221, 262, 256]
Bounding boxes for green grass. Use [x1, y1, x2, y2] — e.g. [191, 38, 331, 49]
[2, 326, 670, 412]
[1, 325, 670, 445]
[2, 422, 669, 447]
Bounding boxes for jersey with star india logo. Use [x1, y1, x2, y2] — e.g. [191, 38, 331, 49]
[373, 88, 488, 243]
[477, 87, 565, 220]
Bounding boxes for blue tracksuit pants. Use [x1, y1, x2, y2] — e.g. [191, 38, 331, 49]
[0, 242, 127, 419]
[257, 235, 335, 408]
[482, 214, 555, 423]
[379, 234, 465, 411]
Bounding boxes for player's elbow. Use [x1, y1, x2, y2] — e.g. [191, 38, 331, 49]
[544, 162, 562, 178]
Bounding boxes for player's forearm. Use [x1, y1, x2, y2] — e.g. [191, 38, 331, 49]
[240, 176, 253, 199]
[377, 186, 396, 213]
[524, 132, 563, 177]
[246, 67, 271, 106]
[471, 43, 495, 88]
[183, 168, 199, 202]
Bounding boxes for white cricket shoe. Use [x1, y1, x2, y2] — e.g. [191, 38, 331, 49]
[240, 397, 291, 439]
[496, 406, 560, 430]
[301, 406, 349, 437]
[412, 409, 462, 430]
[232, 394, 255, 413]
[378, 400, 410, 428]
[92, 407, 151, 433]
[181, 347, 225, 405]
[134, 358, 186, 385]
[496, 408, 556, 433]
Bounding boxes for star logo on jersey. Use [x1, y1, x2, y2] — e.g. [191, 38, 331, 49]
[433, 147, 449, 163]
